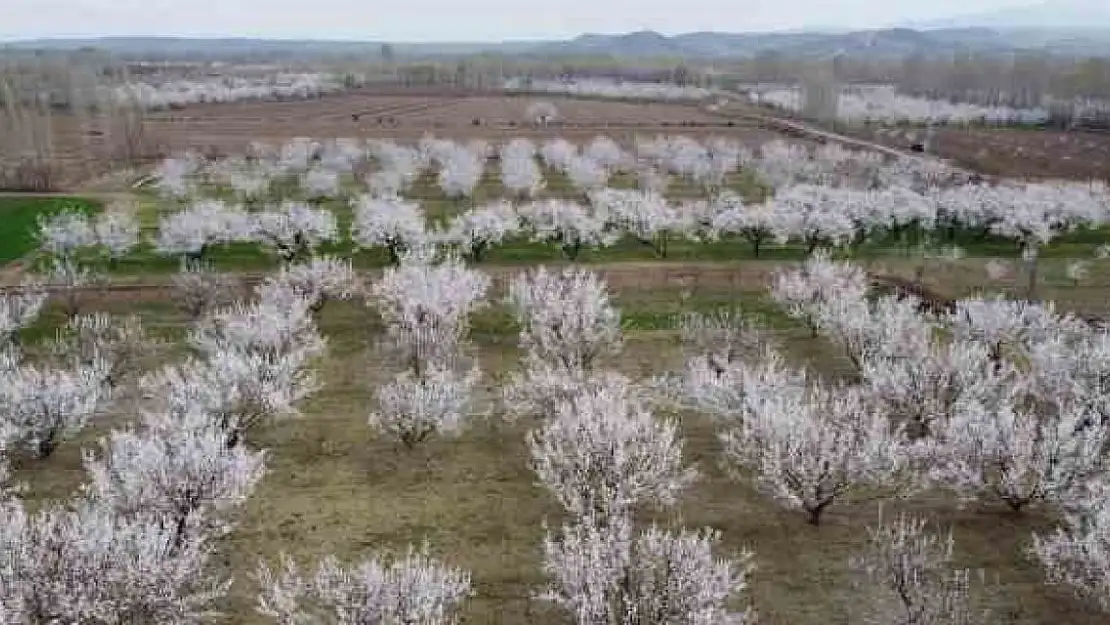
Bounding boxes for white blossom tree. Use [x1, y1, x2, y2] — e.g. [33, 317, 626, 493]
[677, 309, 769, 379]
[507, 266, 622, 374]
[813, 289, 938, 373]
[503, 266, 624, 418]
[711, 193, 780, 258]
[48, 312, 161, 390]
[0, 281, 47, 350]
[155, 200, 254, 262]
[540, 138, 577, 170]
[190, 292, 326, 368]
[81, 405, 267, 549]
[500, 138, 545, 198]
[0, 359, 107, 458]
[716, 352, 914, 525]
[445, 201, 521, 262]
[34, 207, 119, 316]
[437, 150, 484, 209]
[859, 335, 997, 439]
[987, 183, 1100, 299]
[228, 168, 272, 205]
[369, 364, 481, 449]
[171, 259, 238, 321]
[566, 157, 610, 196]
[369, 247, 490, 374]
[148, 345, 320, 450]
[151, 289, 327, 448]
[930, 388, 1106, 513]
[92, 205, 142, 268]
[1032, 476, 1110, 613]
[351, 195, 428, 264]
[850, 510, 984, 625]
[590, 188, 683, 258]
[301, 168, 341, 202]
[770, 184, 858, 254]
[518, 199, 617, 260]
[37, 207, 97, 259]
[367, 247, 489, 448]
[539, 512, 754, 625]
[528, 374, 697, 522]
[769, 250, 869, 338]
[256, 255, 360, 315]
[0, 498, 229, 624]
[256, 547, 472, 625]
[248, 201, 340, 263]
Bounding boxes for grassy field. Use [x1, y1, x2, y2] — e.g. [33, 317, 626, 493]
[0, 196, 102, 264]
[9, 254, 1110, 624]
[0, 166, 1090, 279]
[24, 182, 1110, 279]
[62, 222, 1110, 284]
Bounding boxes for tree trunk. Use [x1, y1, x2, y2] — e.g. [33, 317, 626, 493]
[806, 501, 830, 526]
[36, 431, 58, 459]
[1025, 254, 1039, 300]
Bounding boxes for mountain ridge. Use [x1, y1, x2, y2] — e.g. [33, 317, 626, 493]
[5, 24, 1110, 61]
[901, 0, 1110, 30]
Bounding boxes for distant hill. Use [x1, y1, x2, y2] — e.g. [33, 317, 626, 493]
[5, 23, 1110, 62]
[532, 28, 1021, 60]
[903, 0, 1110, 30]
[0, 36, 539, 61]
[546, 31, 684, 57]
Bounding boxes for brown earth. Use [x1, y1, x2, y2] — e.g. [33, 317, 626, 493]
[15, 256, 1110, 625]
[846, 124, 1110, 182]
[10, 89, 1110, 624]
[41, 86, 1110, 189]
[46, 90, 782, 169]
[715, 98, 1110, 182]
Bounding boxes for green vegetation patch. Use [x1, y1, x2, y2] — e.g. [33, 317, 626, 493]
[0, 196, 102, 264]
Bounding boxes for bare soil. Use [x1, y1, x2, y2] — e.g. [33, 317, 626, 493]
[32, 89, 798, 189]
[847, 124, 1110, 181]
[11, 88, 1110, 624]
[15, 259, 1110, 624]
[42, 86, 1110, 189]
[123, 91, 781, 157]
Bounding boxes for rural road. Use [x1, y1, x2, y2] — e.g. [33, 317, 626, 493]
[704, 97, 978, 177]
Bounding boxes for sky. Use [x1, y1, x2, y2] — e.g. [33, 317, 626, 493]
[0, 0, 1051, 42]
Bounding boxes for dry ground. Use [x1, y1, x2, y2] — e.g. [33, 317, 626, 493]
[43, 90, 784, 183]
[13, 87, 1110, 622]
[842, 124, 1110, 182]
[10, 256, 1110, 625]
[714, 98, 1110, 182]
[39, 86, 1110, 190]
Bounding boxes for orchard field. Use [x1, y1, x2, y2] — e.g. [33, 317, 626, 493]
[6, 99, 1110, 625]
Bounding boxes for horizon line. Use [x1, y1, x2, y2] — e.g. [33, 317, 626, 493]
[0, 26, 894, 46]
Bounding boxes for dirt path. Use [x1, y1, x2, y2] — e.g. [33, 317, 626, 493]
[0, 259, 784, 302]
[0, 191, 137, 203]
[704, 99, 979, 177]
[0, 261, 27, 287]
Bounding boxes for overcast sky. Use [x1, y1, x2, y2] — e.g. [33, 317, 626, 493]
[0, 0, 1044, 42]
